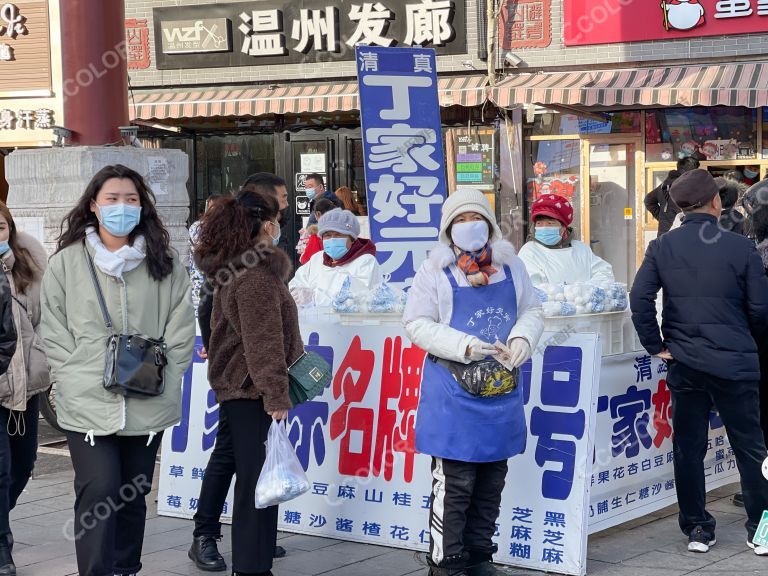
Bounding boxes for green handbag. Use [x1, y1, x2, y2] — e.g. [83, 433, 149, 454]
[288, 351, 332, 407]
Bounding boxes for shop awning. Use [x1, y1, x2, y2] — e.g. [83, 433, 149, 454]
[129, 75, 488, 120]
[491, 62, 768, 109]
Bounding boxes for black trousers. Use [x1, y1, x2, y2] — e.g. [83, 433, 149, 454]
[193, 404, 234, 538]
[758, 342, 768, 448]
[428, 457, 507, 566]
[667, 361, 768, 540]
[222, 399, 277, 574]
[66, 431, 162, 576]
[0, 393, 39, 537]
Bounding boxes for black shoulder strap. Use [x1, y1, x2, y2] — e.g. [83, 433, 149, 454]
[83, 242, 113, 330]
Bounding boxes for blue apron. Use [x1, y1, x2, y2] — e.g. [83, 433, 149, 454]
[415, 265, 527, 463]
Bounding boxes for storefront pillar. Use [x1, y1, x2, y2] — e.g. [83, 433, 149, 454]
[60, 0, 129, 145]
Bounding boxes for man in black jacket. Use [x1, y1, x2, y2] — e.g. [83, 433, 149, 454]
[631, 169, 768, 556]
[644, 157, 700, 237]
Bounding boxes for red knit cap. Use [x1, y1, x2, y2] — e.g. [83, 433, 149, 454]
[531, 194, 574, 227]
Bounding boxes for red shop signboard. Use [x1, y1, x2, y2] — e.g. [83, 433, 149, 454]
[564, 0, 768, 46]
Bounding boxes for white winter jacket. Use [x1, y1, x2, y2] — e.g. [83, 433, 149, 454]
[403, 241, 544, 364]
[517, 240, 614, 286]
[289, 250, 382, 307]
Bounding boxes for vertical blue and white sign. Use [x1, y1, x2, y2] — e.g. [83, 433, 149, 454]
[356, 46, 447, 287]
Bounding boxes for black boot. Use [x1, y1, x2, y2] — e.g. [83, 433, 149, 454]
[274, 545, 286, 558]
[189, 535, 227, 572]
[427, 554, 469, 576]
[0, 537, 15, 576]
[466, 549, 506, 576]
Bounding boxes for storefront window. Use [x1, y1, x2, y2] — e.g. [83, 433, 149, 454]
[645, 107, 757, 162]
[762, 108, 768, 158]
[531, 112, 640, 136]
[195, 134, 275, 217]
[524, 139, 582, 239]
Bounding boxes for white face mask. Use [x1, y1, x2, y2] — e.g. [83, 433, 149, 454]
[451, 221, 489, 252]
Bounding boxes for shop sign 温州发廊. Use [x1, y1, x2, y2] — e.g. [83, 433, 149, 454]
[565, 0, 768, 46]
[153, 0, 467, 69]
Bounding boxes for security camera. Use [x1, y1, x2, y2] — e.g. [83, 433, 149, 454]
[505, 52, 523, 68]
[52, 125, 72, 147]
[462, 59, 477, 70]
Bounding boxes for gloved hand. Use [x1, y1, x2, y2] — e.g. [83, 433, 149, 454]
[506, 337, 532, 368]
[466, 338, 498, 361]
[291, 288, 315, 307]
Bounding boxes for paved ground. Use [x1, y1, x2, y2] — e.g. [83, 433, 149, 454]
[10, 467, 766, 576]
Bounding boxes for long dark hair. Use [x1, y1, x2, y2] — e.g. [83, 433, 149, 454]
[194, 191, 279, 280]
[56, 164, 174, 281]
[0, 202, 41, 294]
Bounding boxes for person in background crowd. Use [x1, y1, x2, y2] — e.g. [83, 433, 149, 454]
[644, 156, 700, 237]
[731, 179, 768, 508]
[630, 169, 768, 557]
[194, 191, 304, 576]
[289, 209, 381, 307]
[0, 203, 48, 575]
[742, 165, 761, 186]
[242, 173, 289, 213]
[190, 176, 289, 572]
[305, 174, 341, 225]
[189, 192, 231, 307]
[518, 193, 614, 286]
[403, 188, 543, 576]
[299, 198, 337, 266]
[716, 177, 747, 236]
[41, 164, 196, 576]
[334, 186, 365, 216]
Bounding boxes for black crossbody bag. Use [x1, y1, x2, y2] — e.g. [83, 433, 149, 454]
[429, 355, 519, 398]
[84, 245, 167, 398]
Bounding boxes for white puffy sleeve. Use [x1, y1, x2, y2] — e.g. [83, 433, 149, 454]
[403, 262, 475, 364]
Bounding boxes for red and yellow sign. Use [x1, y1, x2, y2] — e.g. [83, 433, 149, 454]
[565, 0, 768, 46]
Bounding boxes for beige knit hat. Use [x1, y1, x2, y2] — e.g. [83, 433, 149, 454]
[439, 188, 502, 245]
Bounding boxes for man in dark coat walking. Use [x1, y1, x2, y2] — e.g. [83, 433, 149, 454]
[644, 156, 700, 237]
[631, 169, 768, 557]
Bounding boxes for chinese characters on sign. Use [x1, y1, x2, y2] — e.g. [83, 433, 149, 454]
[357, 46, 447, 286]
[125, 19, 151, 70]
[499, 0, 551, 49]
[154, 0, 466, 69]
[158, 323, 602, 576]
[0, 3, 28, 62]
[565, 0, 768, 46]
[0, 108, 52, 130]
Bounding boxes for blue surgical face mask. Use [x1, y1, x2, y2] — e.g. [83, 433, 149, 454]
[0, 241, 9, 256]
[323, 237, 349, 260]
[306, 188, 317, 201]
[534, 226, 562, 247]
[268, 220, 281, 246]
[97, 203, 142, 238]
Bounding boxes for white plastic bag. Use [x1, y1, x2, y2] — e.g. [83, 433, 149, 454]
[254, 420, 310, 509]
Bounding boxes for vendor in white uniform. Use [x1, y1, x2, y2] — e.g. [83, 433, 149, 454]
[289, 208, 382, 307]
[518, 193, 615, 285]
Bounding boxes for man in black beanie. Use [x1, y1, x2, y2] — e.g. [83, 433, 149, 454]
[630, 169, 768, 557]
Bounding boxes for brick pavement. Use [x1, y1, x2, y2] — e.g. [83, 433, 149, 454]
[9, 470, 765, 575]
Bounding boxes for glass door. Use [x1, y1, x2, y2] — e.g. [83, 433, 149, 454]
[584, 140, 642, 286]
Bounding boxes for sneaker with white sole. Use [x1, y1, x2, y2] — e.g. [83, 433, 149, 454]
[688, 526, 716, 553]
[747, 540, 768, 556]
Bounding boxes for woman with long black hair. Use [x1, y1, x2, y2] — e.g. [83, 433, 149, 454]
[0, 201, 48, 574]
[194, 190, 304, 576]
[41, 164, 195, 576]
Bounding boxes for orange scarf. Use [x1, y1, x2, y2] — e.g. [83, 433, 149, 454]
[456, 245, 497, 287]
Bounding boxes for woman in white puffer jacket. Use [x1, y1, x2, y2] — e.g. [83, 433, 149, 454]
[403, 188, 543, 576]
